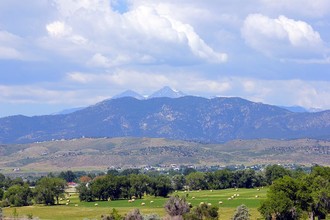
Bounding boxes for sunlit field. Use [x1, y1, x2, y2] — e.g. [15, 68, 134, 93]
[3, 188, 266, 220]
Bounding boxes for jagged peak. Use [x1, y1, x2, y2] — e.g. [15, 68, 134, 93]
[148, 86, 186, 99]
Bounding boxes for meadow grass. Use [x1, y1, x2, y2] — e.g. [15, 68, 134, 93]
[3, 188, 266, 220]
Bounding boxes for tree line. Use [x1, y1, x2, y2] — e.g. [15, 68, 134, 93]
[0, 165, 287, 207]
[77, 164, 301, 202]
[0, 164, 329, 220]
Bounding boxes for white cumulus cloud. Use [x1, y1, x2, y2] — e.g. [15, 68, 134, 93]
[42, 0, 228, 66]
[241, 14, 325, 59]
[46, 21, 72, 38]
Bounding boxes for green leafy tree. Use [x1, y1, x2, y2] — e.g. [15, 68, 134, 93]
[107, 169, 120, 176]
[121, 169, 140, 176]
[233, 169, 261, 188]
[172, 174, 186, 191]
[260, 168, 330, 220]
[208, 169, 233, 189]
[0, 188, 4, 200]
[59, 170, 76, 182]
[34, 177, 66, 205]
[310, 165, 330, 180]
[0, 173, 5, 188]
[186, 172, 207, 190]
[106, 175, 122, 200]
[91, 175, 123, 201]
[308, 175, 330, 219]
[232, 204, 250, 220]
[91, 176, 110, 201]
[10, 177, 24, 186]
[151, 175, 173, 197]
[259, 176, 302, 220]
[183, 168, 196, 176]
[307, 165, 330, 219]
[118, 176, 131, 199]
[0, 174, 21, 190]
[3, 184, 32, 207]
[129, 174, 150, 199]
[77, 183, 93, 202]
[265, 165, 291, 185]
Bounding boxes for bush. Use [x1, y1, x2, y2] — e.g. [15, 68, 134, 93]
[164, 195, 190, 217]
[143, 213, 161, 220]
[101, 208, 123, 220]
[125, 209, 143, 220]
[232, 204, 250, 220]
[188, 203, 219, 220]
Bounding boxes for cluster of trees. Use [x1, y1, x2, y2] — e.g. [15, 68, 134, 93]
[259, 165, 330, 220]
[78, 174, 173, 201]
[0, 174, 66, 207]
[78, 164, 295, 202]
[0, 167, 270, 207]
[173, 164, 301, 191]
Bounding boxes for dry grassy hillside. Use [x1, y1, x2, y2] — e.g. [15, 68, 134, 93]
[0, 137, 329, 172]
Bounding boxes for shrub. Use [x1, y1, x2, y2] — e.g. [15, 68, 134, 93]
[189, 203, 219, 220]
[101, 208, 123, 220]
[164, 195, 190, 217]
[232, 204, 250, 220]
[125, 209, 143, 220]
[143, 213, 161, 220]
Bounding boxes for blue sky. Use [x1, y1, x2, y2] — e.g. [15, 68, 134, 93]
[1, 0, 330, 117]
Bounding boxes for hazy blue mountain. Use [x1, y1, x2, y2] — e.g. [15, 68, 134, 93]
[280, 106, 308, 113]
[53, 107, 85, 115]
[308, 107, 323, 113]
[280, 106, 324, 113]
[148, 86, 186, 98]
[1, 96, 330, 144]
[112, 89, 145, 99]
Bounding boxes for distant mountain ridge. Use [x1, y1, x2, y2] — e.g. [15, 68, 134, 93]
[53, 107, 85, 115]
[1, 95, 330, 144]
[148, 86, 186, 99]
[52, 87, 322, 116]
[280, 106, 323, 113]
[53, 86, 184, 115]
[112, 89, 145, 100]
[113, 86, 186, 100]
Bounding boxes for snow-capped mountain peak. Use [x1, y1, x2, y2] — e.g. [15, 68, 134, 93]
[148, 86, 186, 99]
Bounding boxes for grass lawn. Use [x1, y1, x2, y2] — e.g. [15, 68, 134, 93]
[3, 188, 267, 220]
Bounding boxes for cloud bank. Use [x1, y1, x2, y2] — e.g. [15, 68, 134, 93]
[0, 0, 330, 116]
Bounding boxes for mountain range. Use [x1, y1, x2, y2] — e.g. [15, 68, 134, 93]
[1, 89, 330, 144]
[112, 86, 186, 100]
[56, 87, 319, 115]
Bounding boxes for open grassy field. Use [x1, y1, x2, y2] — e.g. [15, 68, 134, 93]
[2, 188, 266, 220]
